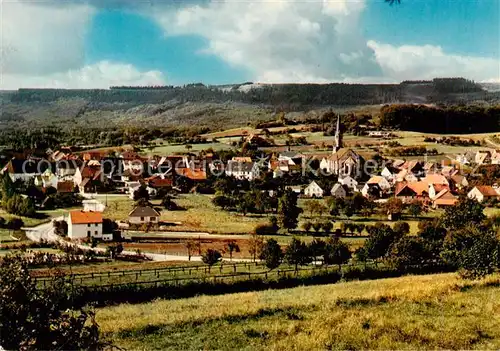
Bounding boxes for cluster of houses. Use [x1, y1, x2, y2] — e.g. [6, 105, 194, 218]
[2, 119, 500, 236]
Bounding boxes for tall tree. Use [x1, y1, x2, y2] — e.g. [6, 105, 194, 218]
[277, 189, 302, 232]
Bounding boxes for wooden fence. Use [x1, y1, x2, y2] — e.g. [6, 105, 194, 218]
[35, 262, 378, 290]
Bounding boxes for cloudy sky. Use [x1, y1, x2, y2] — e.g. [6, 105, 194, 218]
[1, 0, 499, 89]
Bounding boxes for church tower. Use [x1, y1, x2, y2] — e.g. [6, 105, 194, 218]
[333, 114, 342, 153]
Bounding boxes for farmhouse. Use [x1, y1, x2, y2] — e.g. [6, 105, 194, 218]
[395, 181, 430, 203]
[432, 189, 458, 208]
[362, 176, 391, 196]
[226, 161, 260, 181]
[331, 183, 349, 198]
[304, 181, 324, 198]
[68, 210, 108, 240]
[129, 206, 161, 225]
[467, 185, 500, 203]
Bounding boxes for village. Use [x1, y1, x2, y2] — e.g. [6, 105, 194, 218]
[1, 116, 499, 251]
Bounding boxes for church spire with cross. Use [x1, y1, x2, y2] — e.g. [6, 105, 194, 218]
[333, 114, 342, 153]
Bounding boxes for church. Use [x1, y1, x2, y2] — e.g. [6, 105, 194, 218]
[319, 116, 364, 179]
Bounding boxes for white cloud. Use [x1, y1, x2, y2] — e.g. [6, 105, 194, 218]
[149, 0, 499, 84]
[153, 0, 382, 83]
[367, 40, 500, 83]
[1, 0, 498, 87]
[1, 0, 95, 75]
[0, 61, 166, 89]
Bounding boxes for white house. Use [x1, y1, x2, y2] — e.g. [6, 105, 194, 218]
[34, 169, 58, 189]
[467, 185, 500, 203]
[338, 175, 358, 191]
[128, 206, 161, 225]
[331, 183, 348, 198]
[304, 181, 324, 198]
[226, 161, 260, 181]
[68, 210, 109, 240]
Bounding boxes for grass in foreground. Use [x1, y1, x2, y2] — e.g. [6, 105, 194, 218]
[98, 273, 500, 350]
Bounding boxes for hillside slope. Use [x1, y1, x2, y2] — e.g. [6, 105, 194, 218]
[1, 79, 499, 130]
[98, 273, 500, 350]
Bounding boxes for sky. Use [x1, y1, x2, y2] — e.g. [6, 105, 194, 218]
[1, 0, 499, 89]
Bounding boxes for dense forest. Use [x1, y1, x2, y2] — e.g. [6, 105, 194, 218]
[6, 78, 496, 107]
[379, 104, 500, 134]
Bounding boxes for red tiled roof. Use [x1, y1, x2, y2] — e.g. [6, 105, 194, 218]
[70, 211, 102, 224]
[177, 168, 207, 181]
[148, 177, 173, 188]
[475, 186, 500, 197]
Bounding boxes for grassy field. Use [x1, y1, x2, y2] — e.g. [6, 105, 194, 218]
[0, 208, 74, 228]
[101, 194, 270, 235]
[98, 272, 500, 350]
[142, 142, 234, 156]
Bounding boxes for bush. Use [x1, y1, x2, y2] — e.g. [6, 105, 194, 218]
[254, 223, 278, 236]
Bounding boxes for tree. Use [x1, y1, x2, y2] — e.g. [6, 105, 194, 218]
[302, 221, 313, 233]
[393, 222, 410, 236]
[133, 185, 150, 203]
[161, 195, 179, 210]
[284, 238, 312, 270]
[312, 221, 322, 233]
[212, 194, 231, 210]
[277, 189, 302, 232]
[442, 197, 486, 230]
[407, 200, 423, 218]
[387, 237, 427, 270]
[224, 240, 240, 261]
[0, 255, 102, 350]
[323, 237, 351, 268]
[248, 233, 264, 262]
[53, 220, 68, 237]
[356, 224, 365, 236]
[321, 221, 333, 234]
[3, 194, 36, 217]
[383, 198, 404, 220]
[185, 240, 200, 261]
[364, 223, 402, 260]
[259, 239, 283, 270]
[308, 238, 326, 263]
[201, 249, 222, 272]
[441, 225, 500, 279]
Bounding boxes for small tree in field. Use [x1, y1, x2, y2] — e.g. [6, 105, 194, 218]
[260, 239, 283, 270]
[312, 221, 322, 233]
[248, 233, 264, 262]
[284, 238, 312, 271]
[323, 237, 351, 268]
[201, 249, 222, 273]
[321, 221, 333, 234]
[224, 240, 240, 261]
[302, 221, 313, 233]
[185, 240, 200, 261]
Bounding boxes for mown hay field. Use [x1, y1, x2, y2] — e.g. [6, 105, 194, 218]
[98, 272, 500, 350]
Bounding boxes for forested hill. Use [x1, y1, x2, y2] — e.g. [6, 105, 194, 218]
[4, 77, 497, 107]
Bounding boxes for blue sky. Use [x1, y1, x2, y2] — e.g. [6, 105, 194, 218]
[85, 10, 251, 84]
[1, 0, 499, 88]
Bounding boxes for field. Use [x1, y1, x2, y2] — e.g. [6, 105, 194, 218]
[98, 272, 500, 350]
[100, 194, 270, 235]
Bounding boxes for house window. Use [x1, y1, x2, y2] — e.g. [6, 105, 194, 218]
[87, 224, 90, 227]
[95, 223, 98, 227]
[140, 217, 144, 221]
[87, 231, 91, 237]
[151, 217, 157, 222]
[95, 231, 98, 235]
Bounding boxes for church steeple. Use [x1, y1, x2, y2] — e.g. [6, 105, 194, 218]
[333, 114, 342, 153]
